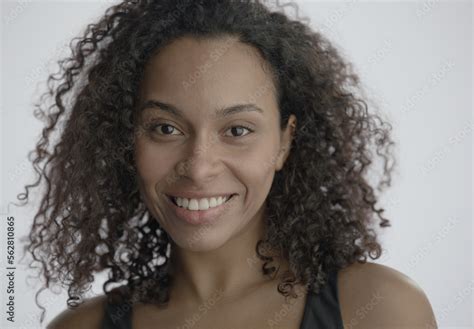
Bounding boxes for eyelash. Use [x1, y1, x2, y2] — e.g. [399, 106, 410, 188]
[146, 122, 254, 138]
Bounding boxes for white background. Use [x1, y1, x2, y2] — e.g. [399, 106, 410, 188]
[1, 0, 472, 328]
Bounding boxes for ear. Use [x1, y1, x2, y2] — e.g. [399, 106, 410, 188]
[275, 114, 297, 172]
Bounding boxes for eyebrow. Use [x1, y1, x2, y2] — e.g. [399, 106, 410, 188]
[138, 99, 264, 119]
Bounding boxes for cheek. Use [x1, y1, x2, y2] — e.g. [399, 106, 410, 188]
[134, 140, 175, 194]
[232, 143, 279, 198]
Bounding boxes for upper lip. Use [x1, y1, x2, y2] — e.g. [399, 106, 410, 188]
[165, 192, 236, 199]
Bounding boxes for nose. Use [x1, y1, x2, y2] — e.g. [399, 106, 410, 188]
[175, 133, 221, 183]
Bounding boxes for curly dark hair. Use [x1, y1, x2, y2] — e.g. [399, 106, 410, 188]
[17, 0, 396, 323]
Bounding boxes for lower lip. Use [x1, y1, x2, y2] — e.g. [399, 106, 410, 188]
[165, 194, 237, 225]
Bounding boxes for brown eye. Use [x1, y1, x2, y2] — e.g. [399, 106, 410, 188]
[224, 125, 253, 138]
[149, 123, 181, 136]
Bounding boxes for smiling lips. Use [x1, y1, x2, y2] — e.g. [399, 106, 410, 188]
[165, 193, 237, 225]
[168, 194, 235, 211]
[166, 191, 235, 199]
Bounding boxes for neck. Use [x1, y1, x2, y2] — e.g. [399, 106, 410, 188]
[167, 210, 284, 307]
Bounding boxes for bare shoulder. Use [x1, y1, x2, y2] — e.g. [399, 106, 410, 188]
[46, 294, 108, 329]
[337, 261, 438, 329]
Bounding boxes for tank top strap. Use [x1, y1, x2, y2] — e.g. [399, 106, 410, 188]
[299, 268, 344, 329]
[101, 297, 133, 329]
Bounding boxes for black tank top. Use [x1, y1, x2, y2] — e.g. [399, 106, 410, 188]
[101, 268, 344, 328]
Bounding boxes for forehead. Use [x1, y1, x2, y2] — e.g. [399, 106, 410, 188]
[138, 36, 278, 116]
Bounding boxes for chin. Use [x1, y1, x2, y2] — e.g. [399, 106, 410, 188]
[169, 230, 231, 252]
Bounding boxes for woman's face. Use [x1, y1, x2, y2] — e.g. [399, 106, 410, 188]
[134, 36, 295, 252]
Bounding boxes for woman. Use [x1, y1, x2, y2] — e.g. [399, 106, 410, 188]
[20, 0, 437, 328]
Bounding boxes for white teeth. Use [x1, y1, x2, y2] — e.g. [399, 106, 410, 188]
[173, 195, 232, 211]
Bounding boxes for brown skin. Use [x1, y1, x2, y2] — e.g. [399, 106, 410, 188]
[47, 36, 438, 328]
[47, 262, 438, 329]
[134, 35, 297, 308]
[128, 35, 308, 328]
